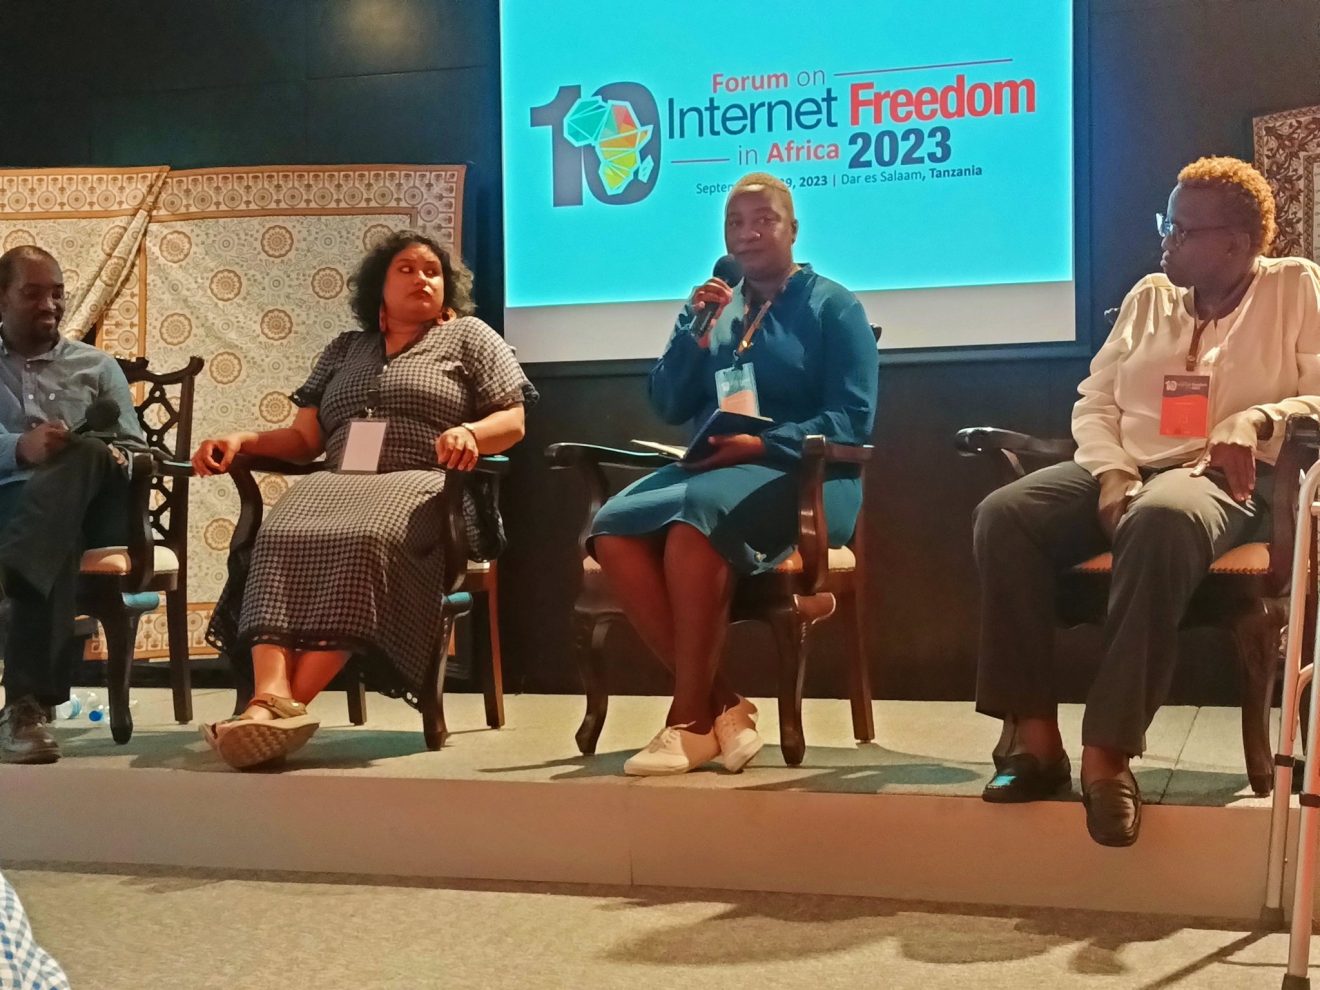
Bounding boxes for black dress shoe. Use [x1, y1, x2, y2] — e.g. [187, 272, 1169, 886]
[1082, 768, 1141, 847]
[0, 697, 60, 765]
[982, 752, 1072, 803]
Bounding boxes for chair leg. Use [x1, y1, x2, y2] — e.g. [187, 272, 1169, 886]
[164, 589, 192, 724]
[422, 619, 454, 751]
[423, 599, 470, 751]
[842, 591, 874, 743]
[1233, 601, 1285, 796]
[574, 611, 611, 755]
[346, 659, 367, 726]
[96, 597, 142, 745]
[476, 588, 505, 730]
[768, 593, 836, 767]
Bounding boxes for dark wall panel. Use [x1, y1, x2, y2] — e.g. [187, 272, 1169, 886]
[92, 84, 310, 169]
[1, 0, 1318, 704]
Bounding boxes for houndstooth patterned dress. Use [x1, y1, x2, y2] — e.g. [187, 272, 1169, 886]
[206, 317, 536, 707]
[0, 871, 70, 990]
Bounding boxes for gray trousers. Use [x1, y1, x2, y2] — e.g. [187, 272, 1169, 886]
[0, 437, 129, 706]
[973, 460, 1266, 756]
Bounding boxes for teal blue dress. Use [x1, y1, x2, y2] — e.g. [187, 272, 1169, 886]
[590, 265, 878, 574]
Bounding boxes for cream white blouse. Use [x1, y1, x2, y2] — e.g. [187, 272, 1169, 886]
[1073, 256, 1320, 476]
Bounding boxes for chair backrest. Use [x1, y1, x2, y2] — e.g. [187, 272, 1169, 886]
[116, 355, 204, 547]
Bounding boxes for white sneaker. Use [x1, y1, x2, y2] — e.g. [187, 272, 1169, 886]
[624, 722, 720, 776]
[715, 697, 763, 772]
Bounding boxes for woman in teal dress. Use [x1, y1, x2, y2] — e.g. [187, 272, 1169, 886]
[591, 172, 878, 777]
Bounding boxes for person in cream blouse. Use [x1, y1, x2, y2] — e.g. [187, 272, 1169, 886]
[973, 156, 1320, 847]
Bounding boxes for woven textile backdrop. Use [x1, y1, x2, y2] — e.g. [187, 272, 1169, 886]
[0, 164, 465, 658]
[1254, 104, 1320, 262]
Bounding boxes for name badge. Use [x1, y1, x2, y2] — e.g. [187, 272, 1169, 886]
[715, 363, 761, 416]
[1159, 374, 1211, 438]
[340, 418, 388, 473]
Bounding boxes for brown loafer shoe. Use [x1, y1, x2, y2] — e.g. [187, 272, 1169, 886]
[1082, 768, 1142, 847]
[0, 697, 60, 765]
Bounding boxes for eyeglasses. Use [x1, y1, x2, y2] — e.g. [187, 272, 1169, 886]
[1156, 212, 1235, 248]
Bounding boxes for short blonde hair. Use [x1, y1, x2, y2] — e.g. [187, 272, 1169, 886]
[728, 172, 794, 218]
[1177, 156, 1277, 255]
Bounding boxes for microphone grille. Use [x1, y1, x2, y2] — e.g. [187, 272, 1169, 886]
[85, 397, 121, 430]
[712, 254, 743, 286]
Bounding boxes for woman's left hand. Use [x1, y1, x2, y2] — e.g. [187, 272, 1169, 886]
[1190, 408, 1268, 503]
[435, 426, 479, 471]
[684, 433, 766, 472]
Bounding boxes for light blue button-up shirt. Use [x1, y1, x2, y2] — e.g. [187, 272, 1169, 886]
[0, 329, 144, 486]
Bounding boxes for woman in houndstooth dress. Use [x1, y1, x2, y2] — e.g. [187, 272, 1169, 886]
[193, 232, 536, 769]
[0, 870, 70, 990]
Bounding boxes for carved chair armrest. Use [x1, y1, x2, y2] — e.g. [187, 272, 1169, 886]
[123, 452, 160, 592]
[438, 457, 512, 592]
[226, 455, 329, 555]
[156, 459, 194, 478]
[955, 426, 1077, 485]
[471, 454, 511, 507]
[1267, 413, 1320, 595]
[545, 443, 674, 472]
[474, 455, 511, 477]
[796, 436, 874, 593]
[545, 443, 675, 558]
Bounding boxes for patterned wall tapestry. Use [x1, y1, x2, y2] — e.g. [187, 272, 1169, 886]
[1254, 104, 1320, 261]
[0, 164, 465, 659]
[0, 167, 168, 350]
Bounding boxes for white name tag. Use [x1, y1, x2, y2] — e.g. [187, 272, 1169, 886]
[340, 418, 388, 473]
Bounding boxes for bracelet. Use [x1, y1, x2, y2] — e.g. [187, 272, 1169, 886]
[459, 422, 479, 445]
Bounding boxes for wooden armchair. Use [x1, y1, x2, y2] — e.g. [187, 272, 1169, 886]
[954, 414, 1320, 795]
[77, 355, 205, 743]
[223, 454, 511, 749]
[546, 435, 875, 765]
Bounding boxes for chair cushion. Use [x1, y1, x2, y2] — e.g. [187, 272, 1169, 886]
[582, 546, 857, 574]
[774, 547, 857, 573]
[79, 545, 180, 576]
[1071, 541, 1270, 576]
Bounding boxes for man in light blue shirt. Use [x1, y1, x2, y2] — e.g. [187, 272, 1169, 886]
[0, 245, 144, 765]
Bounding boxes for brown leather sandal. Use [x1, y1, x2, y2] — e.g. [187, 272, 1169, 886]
[210, 694, 320, 770]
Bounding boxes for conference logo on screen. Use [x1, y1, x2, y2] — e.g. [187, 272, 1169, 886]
[531, 82, 661, 206]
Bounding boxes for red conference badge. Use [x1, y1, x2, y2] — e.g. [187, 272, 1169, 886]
[1159, 374, 1211, 438]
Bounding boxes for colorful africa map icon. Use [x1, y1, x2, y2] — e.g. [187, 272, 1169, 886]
[564, 96, 655, 194]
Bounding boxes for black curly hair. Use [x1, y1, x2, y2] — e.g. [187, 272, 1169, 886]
[347, 231, 475, 333]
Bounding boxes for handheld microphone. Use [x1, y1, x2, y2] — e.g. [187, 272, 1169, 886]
[689, 254, 743, 339]
[74, 397, 122, 435]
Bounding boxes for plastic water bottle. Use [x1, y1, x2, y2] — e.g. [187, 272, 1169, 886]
[87, 699, 136, 724]
[53, 691, 99, 720]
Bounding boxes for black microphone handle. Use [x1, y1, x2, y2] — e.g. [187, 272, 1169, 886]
[689, 300, 720, 340]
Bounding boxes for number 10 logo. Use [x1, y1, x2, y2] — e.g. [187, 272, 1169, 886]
[531, 83, 661, 207]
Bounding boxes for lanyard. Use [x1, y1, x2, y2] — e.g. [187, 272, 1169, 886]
[365, 322, 435, 416]
[1184, 268, 1256, 372]
[1184, 318, 1213, 373]
[733, 266, 800, 360]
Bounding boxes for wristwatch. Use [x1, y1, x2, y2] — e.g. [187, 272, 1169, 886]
[459, 422, 479, 442]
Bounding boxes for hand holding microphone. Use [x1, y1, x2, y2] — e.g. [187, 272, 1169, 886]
[16, 421, 70, 466]
[14, 396, 123, 467]
[688, 254, 743, 346]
